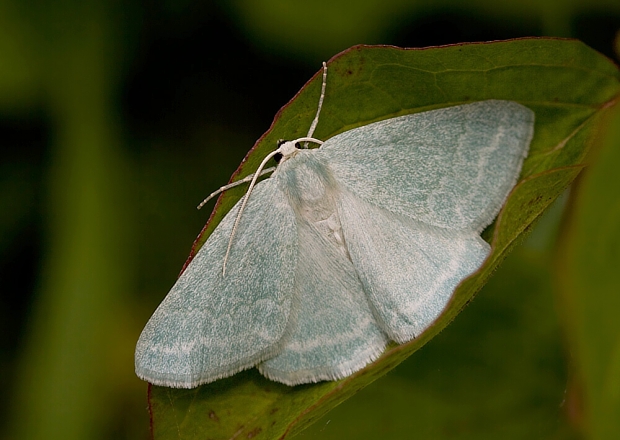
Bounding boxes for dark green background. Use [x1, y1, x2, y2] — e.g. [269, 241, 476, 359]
[1, 1, 619, 439]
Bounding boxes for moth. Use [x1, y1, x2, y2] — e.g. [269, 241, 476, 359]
[135, 63, 534, 387]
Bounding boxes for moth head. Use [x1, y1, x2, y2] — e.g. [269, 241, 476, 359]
[275, 139, 301, 164]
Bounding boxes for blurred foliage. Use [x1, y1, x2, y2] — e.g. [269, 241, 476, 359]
[0, 1, 619, 440]
[556, 102, 620, 439]
[222, 0, 620, 60]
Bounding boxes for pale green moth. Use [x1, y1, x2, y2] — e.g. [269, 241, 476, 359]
[135, 63, 534, 388]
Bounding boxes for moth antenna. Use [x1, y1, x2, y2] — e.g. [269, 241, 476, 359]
[200, 62, 325, 210]
[304, 62, 327, 148]
[197, 167, 276, 210]
[222, 136, 323, 276]
[221, 62, 328, 275]
[223, 149, 281, 275]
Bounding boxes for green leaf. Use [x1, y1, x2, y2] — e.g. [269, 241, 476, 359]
[557, 96, 620, 438]
[149, 38, 620, 439]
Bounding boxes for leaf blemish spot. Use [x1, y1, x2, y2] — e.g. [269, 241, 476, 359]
[246, 427, 262, 438]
